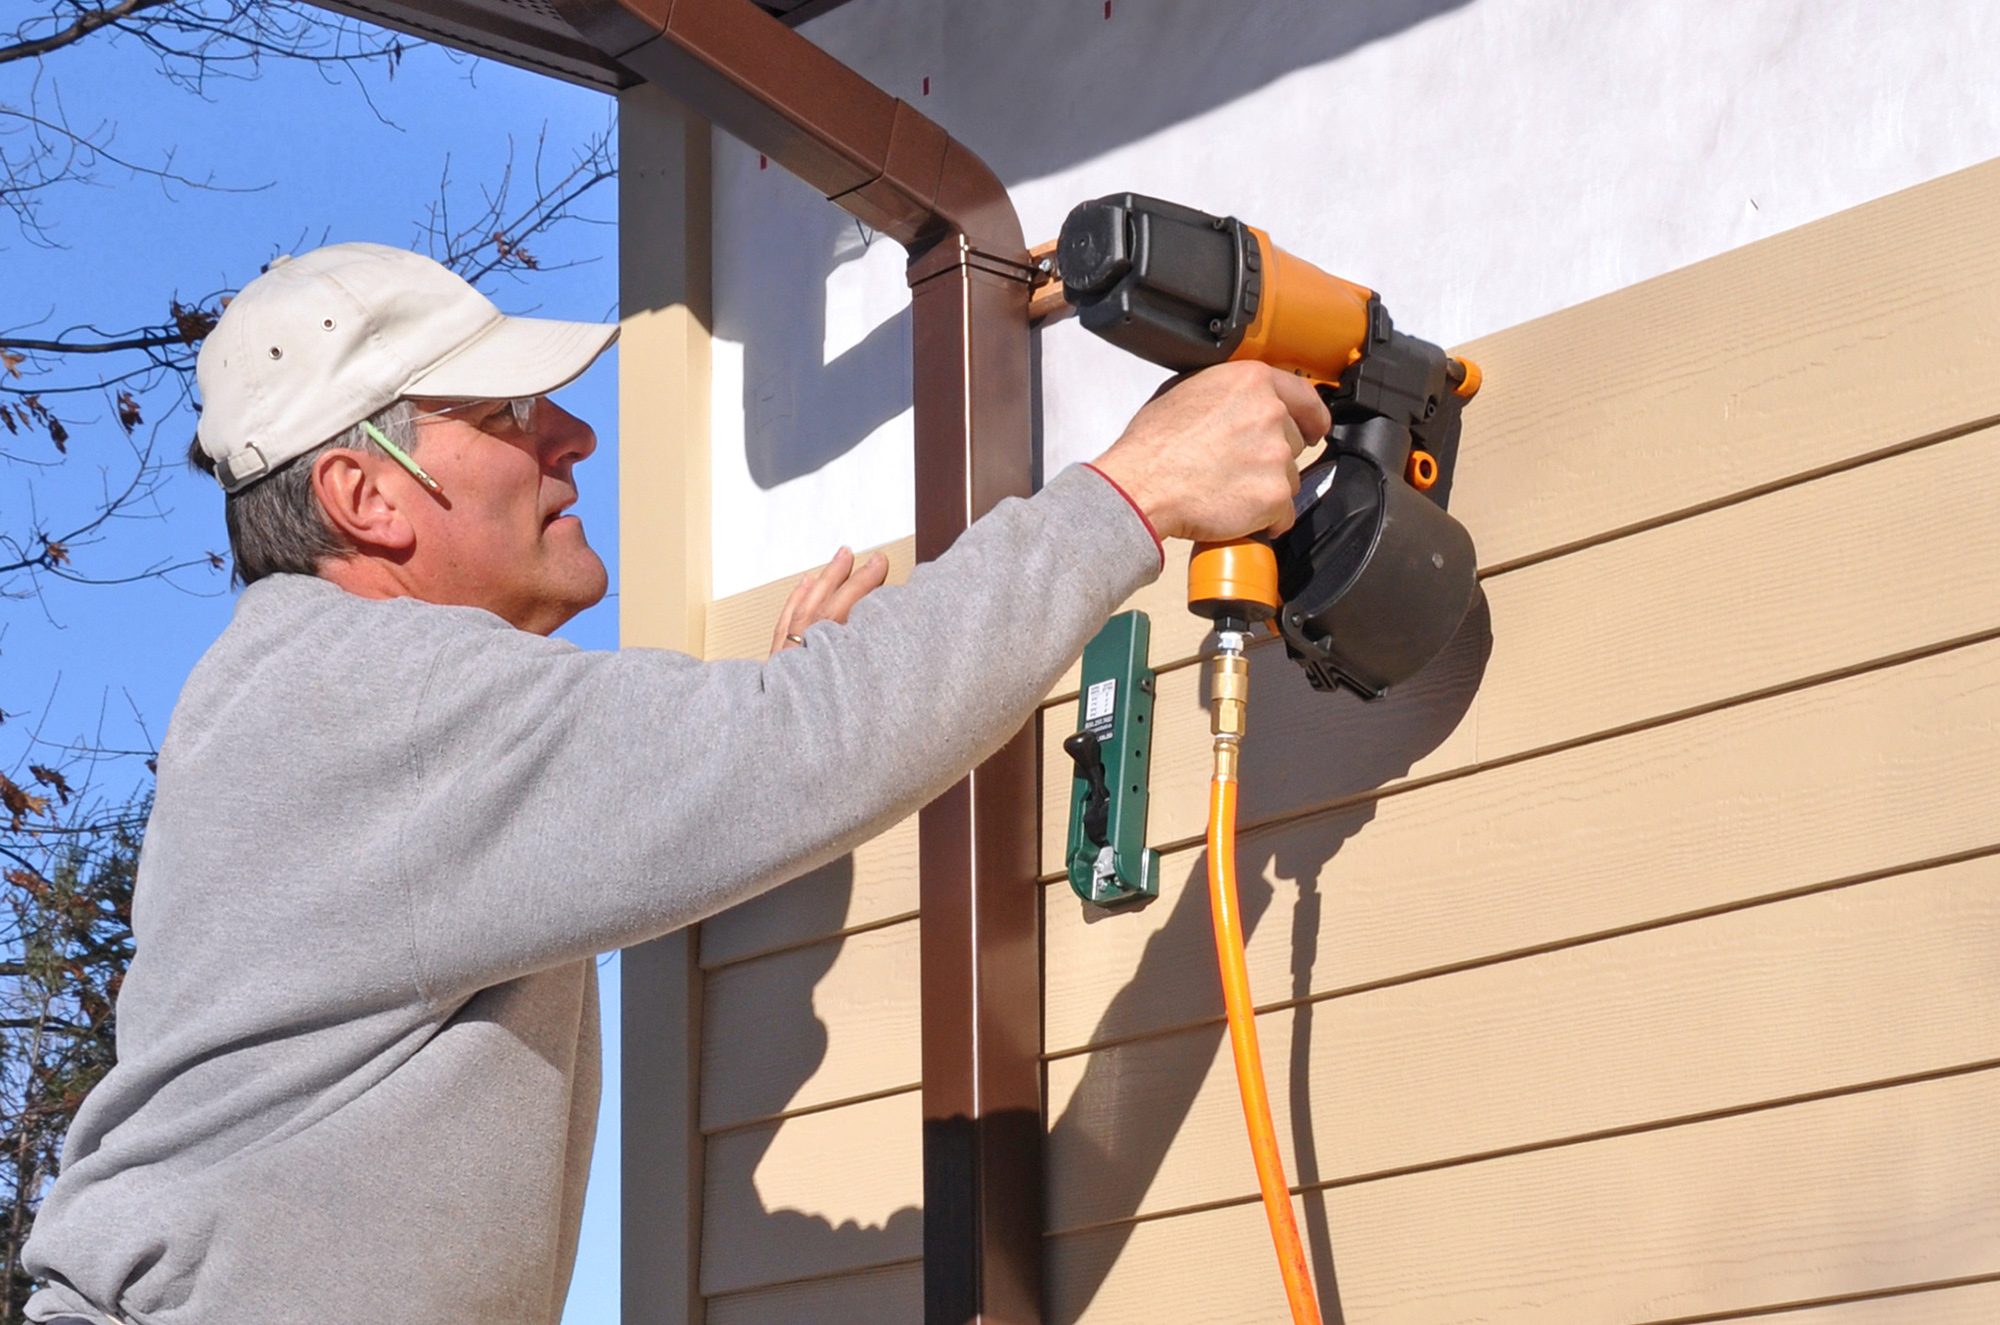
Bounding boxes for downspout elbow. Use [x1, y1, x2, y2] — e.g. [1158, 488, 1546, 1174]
[555, 0, 1024, 264]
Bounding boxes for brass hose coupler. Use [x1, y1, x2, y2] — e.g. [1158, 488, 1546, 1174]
[1209, 631, 1250, 783]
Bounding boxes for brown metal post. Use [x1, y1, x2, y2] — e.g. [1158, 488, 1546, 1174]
[551, 1, 1045, 1319]
[909, 237, 1040, 1325]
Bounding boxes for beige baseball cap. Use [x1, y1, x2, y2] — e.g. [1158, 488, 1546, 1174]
[195, 242, 619, 492]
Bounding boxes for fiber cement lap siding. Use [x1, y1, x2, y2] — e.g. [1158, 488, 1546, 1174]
[683, 162, 2000, 1319]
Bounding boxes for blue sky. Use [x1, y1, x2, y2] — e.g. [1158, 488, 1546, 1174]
[4, 15, 625, 1321]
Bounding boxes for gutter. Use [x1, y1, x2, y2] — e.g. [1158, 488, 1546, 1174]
[548, 0, 1044, 1319]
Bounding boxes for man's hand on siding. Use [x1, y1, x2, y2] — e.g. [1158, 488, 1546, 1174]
[770, 546, 891, 655]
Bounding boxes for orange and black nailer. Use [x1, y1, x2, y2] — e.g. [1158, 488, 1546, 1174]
[1058, 195, 1485, 1323]
[1058, 193, 1481, 697]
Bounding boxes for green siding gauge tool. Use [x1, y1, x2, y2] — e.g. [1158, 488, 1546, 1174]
[1062, 611, 1160, 906]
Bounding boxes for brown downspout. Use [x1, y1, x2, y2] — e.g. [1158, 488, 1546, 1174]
[549, 1, 1042, 1320]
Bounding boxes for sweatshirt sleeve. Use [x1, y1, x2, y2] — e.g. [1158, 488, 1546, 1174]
[398, 464, 1160, 999]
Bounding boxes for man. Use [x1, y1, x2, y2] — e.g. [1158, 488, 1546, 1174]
[23, 242, 1323, 1323]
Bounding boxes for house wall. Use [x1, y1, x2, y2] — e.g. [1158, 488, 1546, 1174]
[622, 4, 2000, 1320]
[681, 160, 2000, 1320]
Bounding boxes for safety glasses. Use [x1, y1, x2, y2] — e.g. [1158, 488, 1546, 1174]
[367, 396, 549, 500]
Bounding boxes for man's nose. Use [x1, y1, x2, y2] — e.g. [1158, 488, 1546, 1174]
[541, 400, 598, 468]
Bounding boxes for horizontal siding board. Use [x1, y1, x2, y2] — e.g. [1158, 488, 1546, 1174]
[1041, 427, 2000, 874]
[701, 919, 920, 1131]
[706, 1261, 923, 1323]
[1052, 158, 2000, 691]
[1044, 855, 2000, 1231]
[1463, 427, 2000, 756]
[701, 1089, 922, 1297]
[700, 816, 919, 969]
[1045, 634, 2000, 1054]
[1047, 1068, 2000, 1324]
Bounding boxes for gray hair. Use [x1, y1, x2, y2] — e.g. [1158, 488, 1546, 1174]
[188, 400, 421, 587]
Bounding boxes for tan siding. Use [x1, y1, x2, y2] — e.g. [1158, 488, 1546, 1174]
[700, 917, 921, 1131]
[1047, 634, 2000, 1054]
[1040, 162, 2000, 1321]
[1045, 854, 2000, 1231]
[1040, 425, 2000, 873]
[698, 815, 919, 970]
[704, 1259, 923, 1325]
[701, 1089, 923, 1296]
[1047, 1068, 2000, 1323]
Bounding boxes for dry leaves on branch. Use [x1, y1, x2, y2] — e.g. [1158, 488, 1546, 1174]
[170, 300, 218, 345]
[1, 772, 51, 830]
[491, 231, 539, 270]
[29, 765, 73, 805]
[13, 393, 69, 452]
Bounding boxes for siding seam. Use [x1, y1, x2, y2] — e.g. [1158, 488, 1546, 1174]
[1042, 1057, 2000, 1240]
[699, 906, 921, 974]
[1638, 1271, 2000, 1324]
[701, 1080, 923, 1139]
[702, 1253, 926, 1307]
[1039, 839, 2000, 1063]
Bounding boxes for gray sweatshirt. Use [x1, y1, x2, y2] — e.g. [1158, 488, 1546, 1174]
[23, 464, 1159, 1324]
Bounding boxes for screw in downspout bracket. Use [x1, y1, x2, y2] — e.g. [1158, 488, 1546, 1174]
[1209, 632, 1250, 783]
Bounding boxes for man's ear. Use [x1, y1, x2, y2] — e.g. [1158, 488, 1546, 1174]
[311, 448, 416, 556]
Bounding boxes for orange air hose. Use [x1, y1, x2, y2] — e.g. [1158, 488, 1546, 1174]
[1207, 646, 1323, 1325]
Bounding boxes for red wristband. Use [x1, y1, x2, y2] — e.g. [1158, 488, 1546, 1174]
[1082, 462, 1165, 571]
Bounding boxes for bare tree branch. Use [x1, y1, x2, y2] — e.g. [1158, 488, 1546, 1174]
[2, 2, 412, 85]
[423, 122, 617, 288]
[0, 330, 197, 356]
[0, 0, 176, 66]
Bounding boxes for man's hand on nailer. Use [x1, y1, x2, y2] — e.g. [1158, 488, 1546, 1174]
[770, 546, 891, 655]
[1089, 360, 1328, 542]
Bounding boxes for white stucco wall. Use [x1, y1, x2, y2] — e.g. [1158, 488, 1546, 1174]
[708, 0, 2000, 595]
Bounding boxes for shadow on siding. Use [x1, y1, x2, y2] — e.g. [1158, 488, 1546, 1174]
[1047, 590, 1492, 1322]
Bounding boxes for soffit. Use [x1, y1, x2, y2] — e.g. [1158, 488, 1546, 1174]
[310, 0, 853, 91]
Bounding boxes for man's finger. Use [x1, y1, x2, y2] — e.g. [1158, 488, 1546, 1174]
[1266, 500, 1297, 537]
[1278, 412, 1308, 461]
[822, 550, 890, 624]
[1265, 366, 1331, 445]
[793, 547, 854, 630]
[770, 573, 813, 655]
